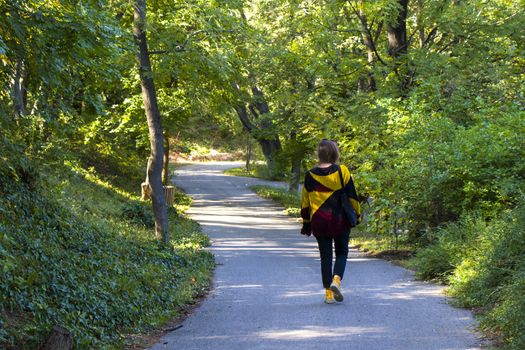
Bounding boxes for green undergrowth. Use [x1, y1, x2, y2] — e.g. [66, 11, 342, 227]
[0, 153, 214, 349]
[174, 144, 229, 161]
[409, 203, 525, 349]
[249, 185, 300, 217]
[349, 232, 414, 255]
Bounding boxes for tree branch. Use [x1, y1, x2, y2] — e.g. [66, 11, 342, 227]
[149, 47, 184, 55]
[149, 29, 208, 55]
[373, 21, 383, 43]
[347, 1, 387, 66]
[423, 26, 439, 47]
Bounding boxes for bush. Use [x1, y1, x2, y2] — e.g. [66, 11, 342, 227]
[121, 202, 155, 228]
[410, 216, 489, 282]
[411, 202, 525, 349]
[485, 272, 525, 350]
[355, 103, 525, 242]
[76, 143, 147, 195]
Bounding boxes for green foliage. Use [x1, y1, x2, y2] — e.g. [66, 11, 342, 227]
[76, 150, 146, 196]
[350, 232, 413, 257]
[410, 202, 525, 349]
[0, 145, 213, 349]
[173, 186, 193, 213]
[120, 202, 155, 228]
[224, 166, 257, 178]
[485, 273, 525, 350]
[409, 216, 487, 282]
[348, 99, 525, 243]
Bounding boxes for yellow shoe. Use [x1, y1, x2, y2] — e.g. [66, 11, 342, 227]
[330, 275, 344, 302]
[324, 289, 335, 304]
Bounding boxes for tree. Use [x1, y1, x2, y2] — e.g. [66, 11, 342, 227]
[132, 0, 169, 243]
[232, 82, 283, 174]
[387, 0, 408, 58]
[226, 10, 284, 176]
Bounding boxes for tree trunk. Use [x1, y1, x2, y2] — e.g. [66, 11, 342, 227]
[258, 138, 281, 173]
[416, 0, 425, 47]
[387, 0, 408, 57]
[358, 5, 376, 91]
[164, 185, 175, 207]
[289, 156, 301, 193]
[133, 0, 169, 244]
[245, 131, 252, 172]
[13, 57, 27, 117]
[250, 85, 270, 115]
[162, 134, 170, 186]
[288, 131, 302, 193]
[387, 0, 410, 93]
[235, 107, 281, 171]
[141, 181, 151, 200]
[39, 326, 72, 350]
[234, 103, 254, 133]
[248, 85, 282, 173]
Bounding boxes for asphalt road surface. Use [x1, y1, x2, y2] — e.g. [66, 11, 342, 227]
[149, 162, 485, 350]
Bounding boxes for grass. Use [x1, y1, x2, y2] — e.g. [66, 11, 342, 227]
[350, 233, 414, 268]
[249, 185, 301, 217]
[0, 159, 214, 349]
[224, 166, 256, 177]
[224, 164, 278, 181]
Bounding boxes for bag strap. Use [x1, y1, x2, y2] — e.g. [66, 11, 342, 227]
[337, 165, 345, 191]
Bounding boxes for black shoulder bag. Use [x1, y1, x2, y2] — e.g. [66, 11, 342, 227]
[338, 166, 358, 228]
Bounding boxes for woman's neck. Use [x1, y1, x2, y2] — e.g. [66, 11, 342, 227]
[317, 162, 333, 168]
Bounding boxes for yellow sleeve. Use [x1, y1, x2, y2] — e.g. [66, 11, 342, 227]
[301, 184, 311, 223]
[341, 165, 362, 222]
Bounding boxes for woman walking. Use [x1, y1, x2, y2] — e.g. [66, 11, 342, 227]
[301, 139, 361, 304]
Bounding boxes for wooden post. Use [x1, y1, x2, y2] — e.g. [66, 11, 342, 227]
[144, 183, 174, 207]
[164, 185, 175, 207]
[39, 326, 72, 350]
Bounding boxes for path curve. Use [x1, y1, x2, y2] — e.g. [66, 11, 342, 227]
[149, 162, 485, 350]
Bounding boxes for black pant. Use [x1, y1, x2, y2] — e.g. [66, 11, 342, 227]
[315, 230, 350, 289]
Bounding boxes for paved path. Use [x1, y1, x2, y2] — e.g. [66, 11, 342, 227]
[149, 162, 485, 350]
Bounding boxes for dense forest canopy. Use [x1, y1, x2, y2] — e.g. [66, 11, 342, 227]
[3, 0, 523, 231]
[1, 0, 524, 348]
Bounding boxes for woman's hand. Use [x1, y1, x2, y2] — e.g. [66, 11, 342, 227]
[301, 222, 312, 237]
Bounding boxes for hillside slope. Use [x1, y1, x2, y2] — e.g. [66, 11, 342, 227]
[0, 147, 214, 349]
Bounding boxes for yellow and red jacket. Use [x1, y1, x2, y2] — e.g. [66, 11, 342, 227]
[301, 164, 361, 237]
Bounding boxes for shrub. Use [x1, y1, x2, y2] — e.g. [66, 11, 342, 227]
[411, 201, 525, 349]
[485, 272, 525, 350]
[121, 202, 155, 228]
[410, 215, 491, 282]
